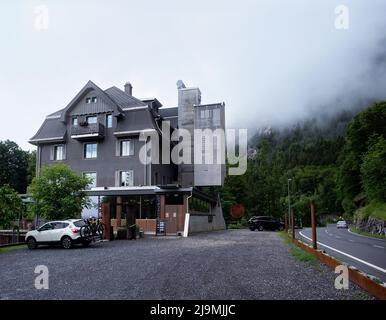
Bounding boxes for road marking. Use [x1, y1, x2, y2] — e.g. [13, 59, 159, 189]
[349, 240, 355, 243]
[347, 228, 386, 242]
[299, 231, 386, 274]
[373, 245, 385, 249]
[335, 236, 341, 239]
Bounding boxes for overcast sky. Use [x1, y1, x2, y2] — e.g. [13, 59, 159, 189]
[1, 0, 386, 150]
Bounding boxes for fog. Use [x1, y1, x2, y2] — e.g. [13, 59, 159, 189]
[0, 0, 386, 150]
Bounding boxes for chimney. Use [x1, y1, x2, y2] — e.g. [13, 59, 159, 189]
[124, 82, 133, 95]
[176, 80, 186, 89]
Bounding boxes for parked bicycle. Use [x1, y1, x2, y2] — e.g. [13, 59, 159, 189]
[79, 217, 105, 239]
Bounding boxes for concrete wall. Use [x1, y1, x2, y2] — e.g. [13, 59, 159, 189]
[188, 201, 226, 234]
[177, 87, 201, 187]
[194, 103, 226, 187]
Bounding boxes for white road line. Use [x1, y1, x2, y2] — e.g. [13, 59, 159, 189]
[335, 236, 341, 239]
[349, 240, 355, 243]
[373, 245, 385, 249]
[299, 231, 386, 274]
[347, 228, 386, 242]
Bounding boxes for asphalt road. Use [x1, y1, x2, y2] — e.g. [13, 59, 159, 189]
[298, 224, 386, 282]
[0, 229, 373, 300]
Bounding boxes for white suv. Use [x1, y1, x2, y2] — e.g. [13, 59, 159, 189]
[26, 219, 90, 249]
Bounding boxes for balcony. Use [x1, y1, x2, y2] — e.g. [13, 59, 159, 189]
[71, 122, 105, 141]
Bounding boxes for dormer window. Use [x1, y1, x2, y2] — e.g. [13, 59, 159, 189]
[86, 97, 97, 104]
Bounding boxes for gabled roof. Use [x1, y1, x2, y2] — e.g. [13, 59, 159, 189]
[59, 80, 124, 122]
[29, 118, 67, 145]
[141, 97, 163, 109]
[29, 81, 166, 145]
[159, 107, 178, 118]
[115, 106, 161, 135]
[47, 108, 65, 118]
[105, 86, 147, 109]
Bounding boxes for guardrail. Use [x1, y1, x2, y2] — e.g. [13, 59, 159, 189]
[292, 237, 386, 300]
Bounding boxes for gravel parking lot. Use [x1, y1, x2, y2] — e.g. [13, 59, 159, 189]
[0, 229, 373, 300]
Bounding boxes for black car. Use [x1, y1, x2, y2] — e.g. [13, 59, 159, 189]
[248, 216, 284, 231]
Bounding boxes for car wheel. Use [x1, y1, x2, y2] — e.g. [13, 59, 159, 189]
[61, 236, 73, 249]
[249, 227, 256, 231]
[27, 237, 37, 250]
[258, 225, 264, 231]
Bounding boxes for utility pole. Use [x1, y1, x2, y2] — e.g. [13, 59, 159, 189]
[311, 202, 317, 249]
[287, 178, 292, 234]
[291, 208, 295, 240]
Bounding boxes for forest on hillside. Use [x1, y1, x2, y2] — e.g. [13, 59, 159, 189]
[221, 101, 386, 226]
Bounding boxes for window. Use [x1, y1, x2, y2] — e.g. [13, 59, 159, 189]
[212, 109, 221, 126]
[72, 117, 78, 126]
[83, 172, 97, 189]
[53, 145, 64, 161]
[87, 116, 97, 124]
[38, 223, 54, 232]
[74, 220, 87, 227]
[200, 109, 210, 119]
[119, 140, 134, 156]
[84, 143, 97, 159]
[106, 114, 113, 128]
[119, 170, 134, 186]
[53, 222, 69, 229]
[86, 97, 97, 104]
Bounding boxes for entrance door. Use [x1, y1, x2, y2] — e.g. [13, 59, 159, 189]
[165, 205, 178, 235]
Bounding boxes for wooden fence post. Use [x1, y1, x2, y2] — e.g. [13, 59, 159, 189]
[311, 202, 317, 249]
[291, 208, 295, 240]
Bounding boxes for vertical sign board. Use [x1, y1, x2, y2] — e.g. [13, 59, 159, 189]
[155, 195, 165, 235]
[157, 220, 165, 235]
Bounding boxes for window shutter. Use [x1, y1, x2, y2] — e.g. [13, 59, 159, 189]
[50, 146, 54, 161]
[115, 171, 120, 187]
[129, 140, 134, 155]
[115, 140, 120, 157]
[128, 170, 134, 186]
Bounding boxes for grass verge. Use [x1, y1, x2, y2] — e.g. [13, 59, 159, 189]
[279, 231, 318, 265]
[0, 244, 26, 254]
[349, 227, 386, 240]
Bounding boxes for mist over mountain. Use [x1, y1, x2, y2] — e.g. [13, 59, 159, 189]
[248, 38, 386, 137]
